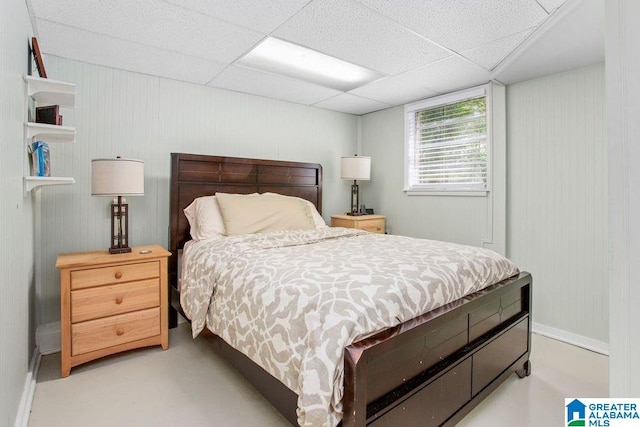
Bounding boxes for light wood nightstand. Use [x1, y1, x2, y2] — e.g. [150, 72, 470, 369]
[56, 244, 171, 377]
[331, 214, 386, 234]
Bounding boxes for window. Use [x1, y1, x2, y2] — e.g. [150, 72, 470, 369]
[405, 85, 490, 194]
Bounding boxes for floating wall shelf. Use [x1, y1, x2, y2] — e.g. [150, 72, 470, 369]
[24, 75, 76, 107]
[24, 75, 78, 192]
[24, 176, 76, 192]
[25, 122, 76, 143]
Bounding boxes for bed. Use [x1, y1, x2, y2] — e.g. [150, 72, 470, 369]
[168, 153, 532, 427]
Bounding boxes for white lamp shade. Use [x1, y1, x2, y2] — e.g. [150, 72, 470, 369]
[341, 156, 371, 181]
[91, 158, 144, 196]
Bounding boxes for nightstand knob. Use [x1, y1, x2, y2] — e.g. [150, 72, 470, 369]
[116, 328, 124, 336]
[114, 271, 123, 279]
[115, 296, 123, 305]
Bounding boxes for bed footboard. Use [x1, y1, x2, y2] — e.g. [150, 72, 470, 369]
[342, 272, 532, 427]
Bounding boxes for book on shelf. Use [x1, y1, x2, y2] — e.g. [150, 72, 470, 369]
[28, 141, 51, 177]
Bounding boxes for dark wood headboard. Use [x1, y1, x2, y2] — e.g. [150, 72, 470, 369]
[168, 153, 323, 327]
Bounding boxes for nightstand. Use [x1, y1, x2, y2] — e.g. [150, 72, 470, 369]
[56, 244, 171, 377]
[331, 214, 386, 234]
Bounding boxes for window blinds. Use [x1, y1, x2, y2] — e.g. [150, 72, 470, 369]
[405, 87, 488, 192]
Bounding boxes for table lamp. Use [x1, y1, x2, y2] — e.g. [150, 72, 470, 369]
[341, 155, 370, 216]
[91, 157, 144, 254]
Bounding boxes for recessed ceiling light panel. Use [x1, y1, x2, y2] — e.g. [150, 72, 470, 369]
[238, 37, 385, 92]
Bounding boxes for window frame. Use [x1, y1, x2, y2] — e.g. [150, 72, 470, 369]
[404, 84, 492, 196]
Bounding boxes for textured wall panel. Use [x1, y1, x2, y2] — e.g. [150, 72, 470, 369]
[606, 0, 640, 396]
[0, 0, 36, 425]
[360, 66, 607, 347]
[360, 105, 491, 245]
[359, 83, 507, 254]
[506, 64, 607, 344]
[37, 55, 357, 325]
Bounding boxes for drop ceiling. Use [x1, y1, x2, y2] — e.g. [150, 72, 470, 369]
[28, 0, 604, 115]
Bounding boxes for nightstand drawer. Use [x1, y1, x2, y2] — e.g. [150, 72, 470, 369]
[71, 261, 159, 290]
[71, 307, 160, 356]
[331, 214, 386, 234]
[358, 218, 385, 233]
[71, 279, 160, 323]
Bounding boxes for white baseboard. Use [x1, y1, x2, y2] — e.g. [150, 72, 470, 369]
[36, 321, 61, 355]
[532, 322, 609, 355]
[14, 347, 41, 427]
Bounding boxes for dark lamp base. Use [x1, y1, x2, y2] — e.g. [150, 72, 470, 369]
[109, 246, 132, 254]
[346, 212, 365, 216]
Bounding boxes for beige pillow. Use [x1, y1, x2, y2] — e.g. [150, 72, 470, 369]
[304, 200, 327, 229]
[263, 192, 327, 229]
[183, 196, 226, 240]
[216, 193, 316, 235]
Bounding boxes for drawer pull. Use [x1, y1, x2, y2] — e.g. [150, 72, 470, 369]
[115, 296, 123, 305]
[116, 328, 124, 336]
[114, 271, 123, 279]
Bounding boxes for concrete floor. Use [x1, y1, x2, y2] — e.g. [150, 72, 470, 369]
[28, 323, 608, 426]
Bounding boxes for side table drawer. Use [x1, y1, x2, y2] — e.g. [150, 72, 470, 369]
[71, 307, 160, 356]
[359, 218, 385, 233]
[71, 261, 159, 290]
[331, 215, 386, 234]
[71, 279, 160, 323]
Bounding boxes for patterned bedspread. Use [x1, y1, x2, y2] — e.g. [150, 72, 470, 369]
[180, 228, 519, 427]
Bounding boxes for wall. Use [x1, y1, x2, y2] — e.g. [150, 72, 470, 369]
[35, 55, 358, 326]
[360, 66, 607, 350]
[359, 82, 507, 254]
[507, 64, 607, 351]
[0, 0, 36, 425]
[606, 0, 640, 396]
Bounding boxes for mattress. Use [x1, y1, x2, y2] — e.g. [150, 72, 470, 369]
[180, 227, 519, 427]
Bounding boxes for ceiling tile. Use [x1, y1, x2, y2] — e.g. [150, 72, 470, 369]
[355, 0, 548, 52]
[537, 0, 568, 13]
[348, 75, 439, 106]
[273, 0, 451, 75]
[208, 66, 342, 105]
[36, 20, 226, 85]
[401, 56, 491, 94]
[461, 29, 534, 71]
[164, 0, 310, 33]
[313, 93, 391, 115]
[493, 0, 604, 85]
[29, 0, 597, 115]
[30, 0, 263, 63]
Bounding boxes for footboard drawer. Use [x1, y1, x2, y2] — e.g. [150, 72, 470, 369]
[469, 288, 523, 341]
[472, 317, 529, 395]
[366, 314, 468, 402]
[369, 358, 471, 427]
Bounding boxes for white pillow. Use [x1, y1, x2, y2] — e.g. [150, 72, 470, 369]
[183, 196, 226, 241]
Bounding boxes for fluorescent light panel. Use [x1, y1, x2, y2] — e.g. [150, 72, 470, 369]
[238, 37, 385, 92]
